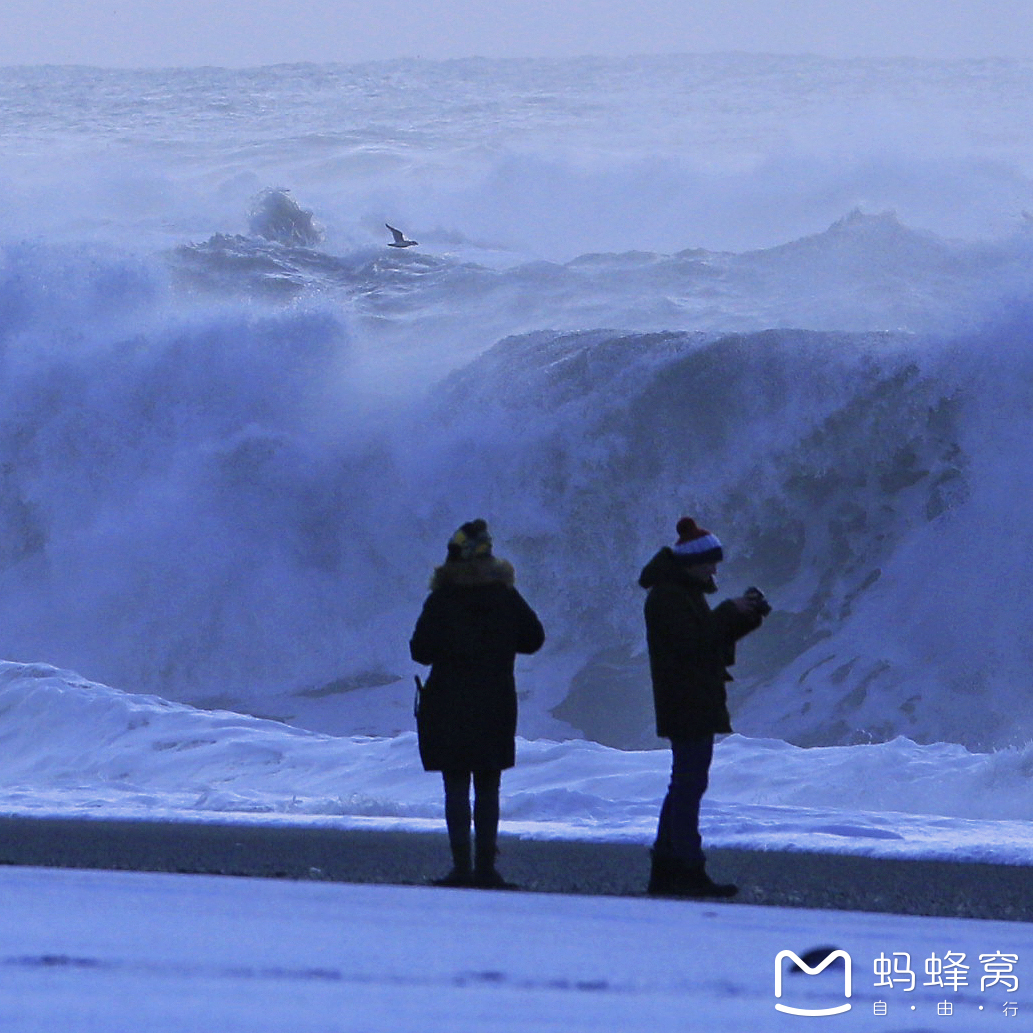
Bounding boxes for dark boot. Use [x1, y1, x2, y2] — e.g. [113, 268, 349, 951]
[430, 836, 473, 887]
[472, 867, 517, 889]
[431, 865, 473, 888]
[473, 837, 517, 890]
[472, 866, 518, 889]
[647, 850, 680, 895]
[676, 862, 738, 899]
[470, 771, 512, 888]
[432, 831, 473, 887]
[647, 852, 737, 899]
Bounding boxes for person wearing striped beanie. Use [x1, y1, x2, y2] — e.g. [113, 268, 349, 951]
[638, 516, 769, 898]
[671, 517, 724, 587]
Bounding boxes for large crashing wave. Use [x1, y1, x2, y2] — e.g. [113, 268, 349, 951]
[410, 322, 1031, 751]
[1, 221, 1032, 751]
[0, 242, 384, 708]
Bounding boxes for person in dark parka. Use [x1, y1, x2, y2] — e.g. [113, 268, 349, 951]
[410, 519, 544, 888]
[640, 517, 768, 898]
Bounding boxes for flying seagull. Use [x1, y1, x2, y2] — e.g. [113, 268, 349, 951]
[386, 224, 418, 248]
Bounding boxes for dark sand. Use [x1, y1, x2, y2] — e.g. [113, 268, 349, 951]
[0, 815, 1029, 921]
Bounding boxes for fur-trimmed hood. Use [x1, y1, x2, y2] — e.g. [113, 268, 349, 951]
[430, 556, 516, 591]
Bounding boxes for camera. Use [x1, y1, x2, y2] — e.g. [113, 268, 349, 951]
[744, 586, 772, 616]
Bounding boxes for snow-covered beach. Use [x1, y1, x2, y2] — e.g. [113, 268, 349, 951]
[3, 661, 1033, 868]
[3, 861, 1028, 1033]
[3, 660, 1031, 1028]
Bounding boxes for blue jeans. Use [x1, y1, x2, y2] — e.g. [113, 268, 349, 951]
[653, 736, 714, 866]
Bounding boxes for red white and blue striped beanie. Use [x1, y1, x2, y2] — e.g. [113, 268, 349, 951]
[672, 517, 723, 564]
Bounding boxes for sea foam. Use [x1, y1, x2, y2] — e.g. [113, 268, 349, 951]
[2, 57, 1033, 751]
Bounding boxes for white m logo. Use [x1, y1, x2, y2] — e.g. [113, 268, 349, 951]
[775, 949, 852, 1016]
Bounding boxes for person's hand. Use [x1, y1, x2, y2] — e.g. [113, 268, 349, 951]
[736, 587, 771, 616]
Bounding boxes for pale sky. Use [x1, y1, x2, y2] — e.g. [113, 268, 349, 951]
[4, 0, 1033, 67]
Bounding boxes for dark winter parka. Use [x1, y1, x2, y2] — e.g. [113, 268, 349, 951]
[639, 547, 761, 740]
[410, 556, 544, 772]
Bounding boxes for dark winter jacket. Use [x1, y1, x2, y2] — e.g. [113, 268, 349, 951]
[639, 547, 761, 740]
[410, 556, 544, 772]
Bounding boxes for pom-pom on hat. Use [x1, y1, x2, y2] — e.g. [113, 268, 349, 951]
[672, 517, 724, 565]
[447, 518, 493, 562]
